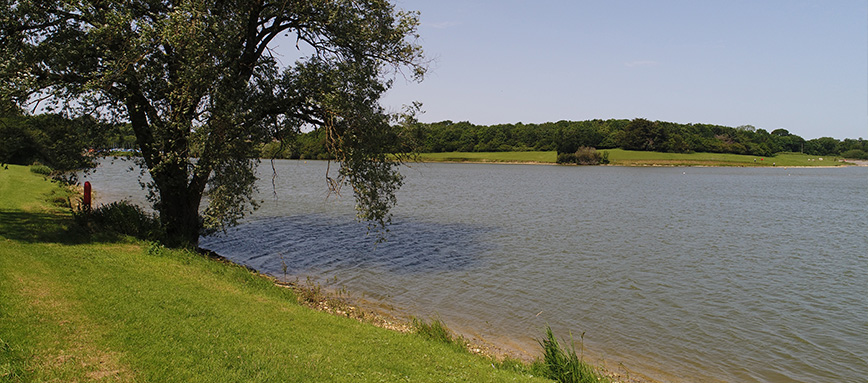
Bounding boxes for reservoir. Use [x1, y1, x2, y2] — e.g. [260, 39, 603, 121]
[85, 159, 868, 382]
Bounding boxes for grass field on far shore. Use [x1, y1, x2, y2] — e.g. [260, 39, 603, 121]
[604, 149, 846, 167]
[412, 150, 846, 167]
[413, 151, 556, 163]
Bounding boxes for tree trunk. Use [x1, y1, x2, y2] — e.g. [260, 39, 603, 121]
[152, 163, 207, 248]
[158, 188, 203, 248]
[126, 90, 209, 248]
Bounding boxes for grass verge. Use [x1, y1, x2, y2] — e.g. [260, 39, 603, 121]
[0, 164, 548, 382]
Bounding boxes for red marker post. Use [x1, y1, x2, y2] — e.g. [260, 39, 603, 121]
[83, 181, 92, 211]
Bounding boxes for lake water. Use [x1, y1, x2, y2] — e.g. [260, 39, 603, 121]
[84, 159, 868, 383]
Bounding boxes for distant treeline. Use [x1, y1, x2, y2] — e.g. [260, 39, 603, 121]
[5, 105, 867, 169]
[264, 118, 868, 160]
[405, 119, 867, 158]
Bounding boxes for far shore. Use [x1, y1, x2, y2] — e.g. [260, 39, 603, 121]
[408, 159, 858, 168]
[103, 150, 864, 168]
[406, 150, 858, 168]
[843, 159, 868, 166]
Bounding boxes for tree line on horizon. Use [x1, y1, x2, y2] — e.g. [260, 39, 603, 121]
[264, 118, 868, 161]
[4, 111, 868, 172]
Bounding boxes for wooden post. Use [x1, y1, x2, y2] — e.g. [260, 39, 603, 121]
[83, 181, 92, 210]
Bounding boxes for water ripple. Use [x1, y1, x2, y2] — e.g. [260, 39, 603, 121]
[199, 214, 493, 277]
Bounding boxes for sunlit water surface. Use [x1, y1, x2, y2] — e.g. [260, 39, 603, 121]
[84, 159, 868, 383]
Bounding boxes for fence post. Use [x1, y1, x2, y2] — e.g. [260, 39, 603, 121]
[83, 181, 92, 211]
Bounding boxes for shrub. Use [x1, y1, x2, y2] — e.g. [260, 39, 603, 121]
[29, 162, 53, 175]
[557, 152, 575, 164]
[539, 326, 609, 383]
[575, 147, 607, 165]
[557, 147, 609, 165]
[75, 200, 163, 241]
[841, 149, 868, 160]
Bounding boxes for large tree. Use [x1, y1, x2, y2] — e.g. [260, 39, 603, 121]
[622, 118, 665, 151]
[1, 0, 426, 247]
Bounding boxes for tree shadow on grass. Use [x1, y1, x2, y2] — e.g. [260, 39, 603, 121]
[0, 209, 121, 245]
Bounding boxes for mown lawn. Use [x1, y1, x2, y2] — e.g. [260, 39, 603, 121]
[0, 165, 547, 382]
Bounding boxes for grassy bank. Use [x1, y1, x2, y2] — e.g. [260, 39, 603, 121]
[0, 165, 549, 382]
[413, 151, 557, 164]
[412, 150, 846, 167]
[603, 149, 845, 167]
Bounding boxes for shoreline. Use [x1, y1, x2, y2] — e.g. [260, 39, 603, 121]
[199, 247, 661, 383]
[405, 150, 864, 168]
[408, 159, 860, 168]
[105, 153, 865, 168]
[287, 274, 660, 383]
[408, 148, 859, 167]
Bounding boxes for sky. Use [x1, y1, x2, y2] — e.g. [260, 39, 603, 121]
[375, 0, 867, 140]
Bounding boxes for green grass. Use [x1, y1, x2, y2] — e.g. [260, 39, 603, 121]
[601, 149, 846, 167]
[411, 317, 470, 354]
[412, 150, 847, 167]
[28, 164, 53, 176]
[538, 327, 609, 383]
[0, 165, 548, 382]
[413, 151, 557, 163]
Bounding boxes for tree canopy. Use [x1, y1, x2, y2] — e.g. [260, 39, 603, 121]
[2, 0, 426, 247]
[0, 113, 104, 172]
[342, 118, 860, 158]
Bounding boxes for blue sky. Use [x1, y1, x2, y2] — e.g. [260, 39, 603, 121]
[378, 0, 867, 140]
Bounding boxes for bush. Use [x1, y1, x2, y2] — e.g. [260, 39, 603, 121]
[556, 147, 609, 165]
[75, 200, 163, 241]
[29, 162, 53, 175]
[557, 152, 575, 164]
[841, 149, 868, 160]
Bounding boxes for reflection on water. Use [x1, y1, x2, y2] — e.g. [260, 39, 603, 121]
[83, 159, 868, 383]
